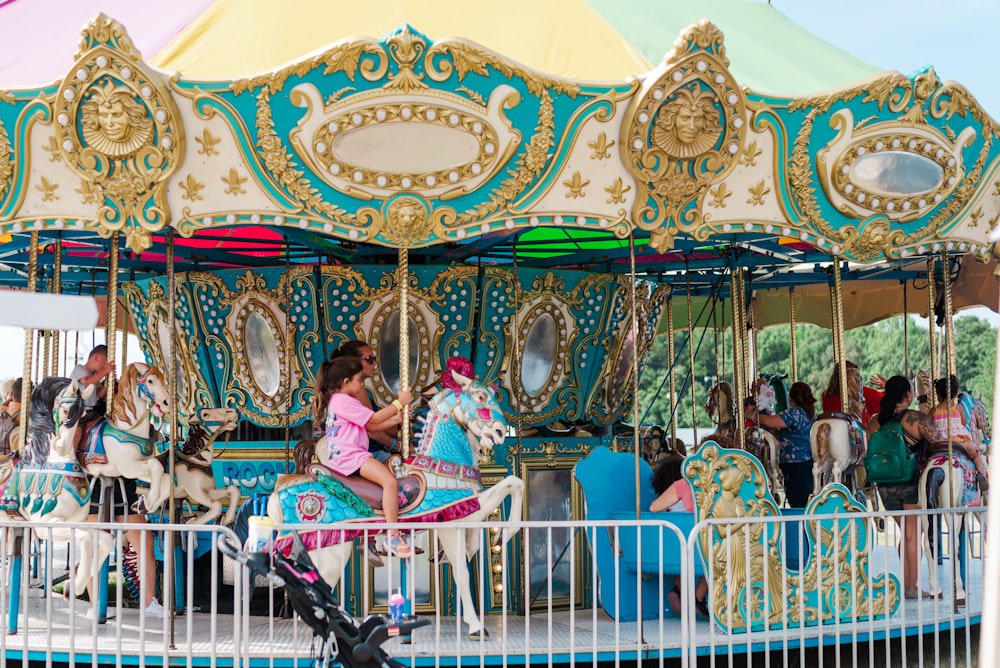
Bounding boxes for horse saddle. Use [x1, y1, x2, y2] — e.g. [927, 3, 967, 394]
[305, 463, 425, 515]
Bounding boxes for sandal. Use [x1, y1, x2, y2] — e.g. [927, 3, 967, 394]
[385, 533, 412, 558]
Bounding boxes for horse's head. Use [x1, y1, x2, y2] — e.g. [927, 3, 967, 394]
[117, 363, 170, 421]
[705, 381, 734, 426]
[752, 378, 777, 415]
[48, 380, 95, 460]
[428, 358, 508, 462]
[180, 407, 239, 459]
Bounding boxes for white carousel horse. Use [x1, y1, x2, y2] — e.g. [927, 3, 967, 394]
[918, 440, 984, 607]
[746, 377, 782, 494]
[3, 380, 114, 595]
[167, 407, 241, 525]
[810, 366, 866, 492]
[82, 362, 171, 513]
[269, 357, 524, 637]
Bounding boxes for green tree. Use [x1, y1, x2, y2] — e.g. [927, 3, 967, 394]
[639, 315, 995, 430]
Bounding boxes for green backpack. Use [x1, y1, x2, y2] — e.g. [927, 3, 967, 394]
[864, 420, 917, 484]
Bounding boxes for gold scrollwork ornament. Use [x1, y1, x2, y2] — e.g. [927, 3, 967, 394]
[621, 19, 746, 252]
[53, 16, 183, 254]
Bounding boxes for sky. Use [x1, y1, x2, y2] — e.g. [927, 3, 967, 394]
[0, 0, 997, 380]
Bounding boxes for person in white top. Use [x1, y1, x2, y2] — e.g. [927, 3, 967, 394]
[69, 345, 115, 412]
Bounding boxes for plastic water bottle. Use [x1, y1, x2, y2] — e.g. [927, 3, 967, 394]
[388, 591, 405, 624]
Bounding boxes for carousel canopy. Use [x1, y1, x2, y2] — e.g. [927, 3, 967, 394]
[0, 2, 997, 321]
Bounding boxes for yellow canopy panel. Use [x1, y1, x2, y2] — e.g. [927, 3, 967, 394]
[151, 0, 653, 81]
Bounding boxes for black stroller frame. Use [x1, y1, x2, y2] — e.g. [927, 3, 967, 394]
[219, 532, 429, 668]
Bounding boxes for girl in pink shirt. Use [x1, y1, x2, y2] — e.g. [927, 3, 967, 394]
[313, 357, 413, 557]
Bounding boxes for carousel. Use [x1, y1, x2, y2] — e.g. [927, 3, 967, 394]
[0, 1, 998, 666]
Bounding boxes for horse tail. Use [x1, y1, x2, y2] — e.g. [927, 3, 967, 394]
[815, 423, 831, 460]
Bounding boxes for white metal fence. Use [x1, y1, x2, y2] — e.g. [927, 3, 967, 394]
[0, 507, 984, 667]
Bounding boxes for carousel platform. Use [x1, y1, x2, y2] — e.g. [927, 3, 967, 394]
[0, 543, 983, 667]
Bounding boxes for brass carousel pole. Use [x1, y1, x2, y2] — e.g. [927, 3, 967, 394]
[165, 228, 178, 640]
[629, 231, 640, 517]
[940, 252, 958, 573]
[52, 238, 63, 376]
[665, 297, 677, 447]
[927, 259, 938, 391]
[685, 260, 698, 444]
[902, 282, 910, 377]
[789, 287, 798, 384]
[105, 234, 119, 415]
[18, 232, 39, 454]
[398, 249, 411, 458]
[831, 261, 848, 414]
[730, 267, 746, 449]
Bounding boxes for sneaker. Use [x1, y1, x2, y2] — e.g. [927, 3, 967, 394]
[384, 533, 412, 558]
[144, 599, 165, 619]
[366, 536, 385, 568]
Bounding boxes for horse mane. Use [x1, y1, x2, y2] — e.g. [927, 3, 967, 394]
[273, 439, 317, 489]
[111, 363, 149, 425]
[25, 376, 71, 466]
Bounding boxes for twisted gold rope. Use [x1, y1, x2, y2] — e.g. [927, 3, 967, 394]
[106, 234, 119, 415]
[399, 249, 410, 459]
[18, 233, 39, 454]
[789, 287, 798, 383]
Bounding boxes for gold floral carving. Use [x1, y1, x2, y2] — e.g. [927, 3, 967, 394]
[0, 117, 10, 202]
[35, 177, 59, 202]
[621, 20, 746, 252]
[384, 26, 428, 92]
[789, 66, 996, 259]
[588, 132, 614, 159]
[222, 168, 247, 195]
[456, 92, 554, 225]
[75, 179, 99, 205]
[254, 90, 346, 219]
[746, 180, 769, 206]
[232, 39, 387, 95]
[605, 177, 630, 204]
[424, 41, 580, 99]
[195, 128, 221, 156]
[970, 207, 984, 228]
[43, 135, 62, 162]
[53, 15, 183, 254]
[180, 175, 205, 201]
[739, 140, 762, 167]
[563, 172, 589, 198]
[709, 182, 731, 208]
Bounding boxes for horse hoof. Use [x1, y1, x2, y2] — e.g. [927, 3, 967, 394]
[469, 628, 490, 639]
[955, 597, 966, 608]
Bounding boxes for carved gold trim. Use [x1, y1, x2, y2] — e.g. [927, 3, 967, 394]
[621, 20, 746, 252]
[52, 15, 184, 254]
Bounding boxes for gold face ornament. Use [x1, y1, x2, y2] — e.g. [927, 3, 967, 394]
[651, 86, 722, 160]
[80, 80, 154, 158]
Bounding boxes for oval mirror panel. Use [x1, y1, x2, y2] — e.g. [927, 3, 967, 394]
[849, 151, 943, 196]
[380, 311, 419, 393]
[522, 313, 557, 396]
[245, 311, 281, 397]
[606, 329, 635, 405]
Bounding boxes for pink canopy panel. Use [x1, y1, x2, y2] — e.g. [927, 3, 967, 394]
[0, 0, 212, 86]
